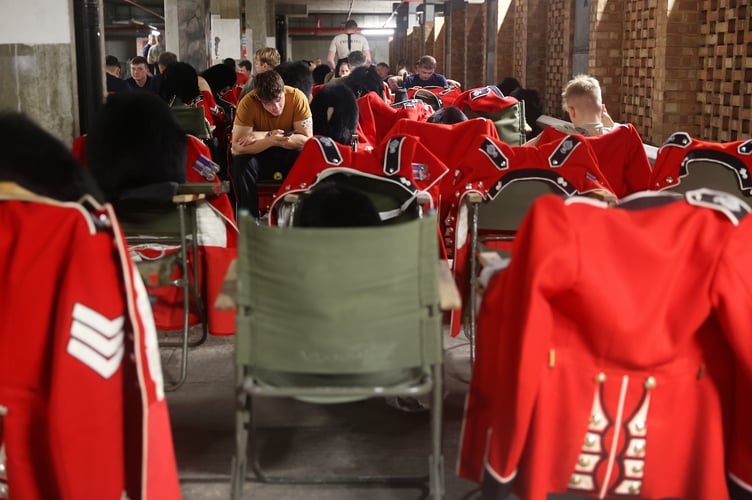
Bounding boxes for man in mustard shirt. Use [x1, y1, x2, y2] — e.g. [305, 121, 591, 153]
[230, 70, 312, 217]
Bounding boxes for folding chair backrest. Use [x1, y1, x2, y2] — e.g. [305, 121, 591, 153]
[285, 173, 421, 226]
[236, 216, 442, 376]
[666, 159, 749, 196]
[171, 105, 211, 139]
[477, 179, 568, 232]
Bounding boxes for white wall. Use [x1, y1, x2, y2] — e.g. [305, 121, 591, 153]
[0, 0, 72, 44]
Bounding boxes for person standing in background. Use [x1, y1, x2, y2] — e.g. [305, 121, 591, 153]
[327, 20, 371, 70]
[147, 34, 164, 75]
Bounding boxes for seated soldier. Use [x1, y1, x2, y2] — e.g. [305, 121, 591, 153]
[0, 110, 180, 499]
[387, 55, 448, 91]
[531, 74, 652, 198]
[230, 70, 313, 218]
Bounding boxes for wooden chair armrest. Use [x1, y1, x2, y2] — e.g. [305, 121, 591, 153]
[438, 261, 461, 310]
[172, 193, 206, 203]
[214, 258, 238, 310]
[177, 181, 230, 195]
[466, 192, 483, 204]
[587, 189, 617, 204]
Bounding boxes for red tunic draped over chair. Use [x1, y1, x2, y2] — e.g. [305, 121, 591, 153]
[458, 190, 752, 500]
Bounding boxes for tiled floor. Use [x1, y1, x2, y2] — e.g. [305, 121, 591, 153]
[162, 328, 484, 500]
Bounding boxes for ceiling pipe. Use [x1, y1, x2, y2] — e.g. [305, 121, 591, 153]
[121, 0, 165, 20]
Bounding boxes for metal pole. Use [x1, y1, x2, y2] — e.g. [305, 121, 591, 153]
[73, 0, 104, 134]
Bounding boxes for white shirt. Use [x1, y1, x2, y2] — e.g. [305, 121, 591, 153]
[329, 32, 370, 60]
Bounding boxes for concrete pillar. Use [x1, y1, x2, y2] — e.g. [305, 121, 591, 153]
[0, 0, 79, 143]
[165, 0, 211, 72]
[244, 0, 270, 59]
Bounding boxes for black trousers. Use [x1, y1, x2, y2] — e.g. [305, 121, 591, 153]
[229, 147, 301, 217]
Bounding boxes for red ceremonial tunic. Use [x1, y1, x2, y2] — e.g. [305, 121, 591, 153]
[269, 133, 449, 226]
[459, 189, 752, 500]
[0, 185, 180, 499]
[444, 134, 615, 336]
[537, 123, 653, 198]
[649, 131, 752, 196]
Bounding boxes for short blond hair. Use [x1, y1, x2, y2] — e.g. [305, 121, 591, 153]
[562, 74, 603, 114]
[255, 47, 281, 68]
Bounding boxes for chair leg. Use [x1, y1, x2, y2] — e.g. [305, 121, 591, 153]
[429, 364, 445, 499]
[231, 372, 251, 499]
[163, 205, 192, 391]
[465, 201, 480, 366]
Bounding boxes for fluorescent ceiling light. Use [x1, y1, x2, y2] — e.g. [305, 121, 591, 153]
[361, 29, 394, 35]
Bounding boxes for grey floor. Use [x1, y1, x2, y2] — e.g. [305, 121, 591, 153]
[161, 327, 484, 500]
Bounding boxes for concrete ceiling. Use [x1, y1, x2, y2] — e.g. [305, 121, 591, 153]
[281, 0, 400, 15]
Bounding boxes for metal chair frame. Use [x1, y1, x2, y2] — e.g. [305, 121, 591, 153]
[230, 216, 445, 499]
[117, 182, 228, 390]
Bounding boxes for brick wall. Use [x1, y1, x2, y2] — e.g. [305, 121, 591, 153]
[589, 0, 625, 125]
[697, 0, 751, 142]
[495, 1, 516, 87]
[621, 0, 656, 140]
[449, 0, 468, 87]
[465, 3, 486, 88]
[513, 0, 527, 82]
[434, 19, 447, 75]
[542, 0, 571, 119]
[525, 0, 547, 97]
[388, 0, 751, 143]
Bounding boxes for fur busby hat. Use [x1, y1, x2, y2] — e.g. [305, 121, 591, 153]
[201, 63, 237, 94]
[310, 82, 359, 146]
[159, 61, 200, 104]
[275, 60, 314, 100]
[87, 92, 186, 202]
[0, 111, 103, 202]
[343, 66, 384, 99]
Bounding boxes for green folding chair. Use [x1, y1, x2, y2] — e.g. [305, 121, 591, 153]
[115, 181, 229, 390]
[230, 215, 445, 499]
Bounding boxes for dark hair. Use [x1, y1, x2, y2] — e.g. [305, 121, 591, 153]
[159, 61, 200, 104]
[312, 64, 332, 85]
[344, 19, 358, 30]
[498, 77, 521, 96]
[426, 105, 468, 124]
[130, 55, 148, 66]
[223, 57, 236, 69]
[87, 92, 186, 202]
[347, 50, 367, 68]
[105, 55, 120, 68]
[275, 60, 314, 100]
[201, 63, 237, 93]
[253, 71, 286, 102]
[310, 83, 358, 145]
[157, 51, 178, 68]
[238, 59, 252, 72]
[0, 111, 103, 201]
[343, 66, 384, 99]
[299, 180, 381, 228]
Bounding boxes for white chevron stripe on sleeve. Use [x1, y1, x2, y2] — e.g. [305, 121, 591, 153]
[72, 302, 125, 336]
[67, 337, 125, 379]
[67, 303, 126, 379]
[70, 320, 124, 358]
